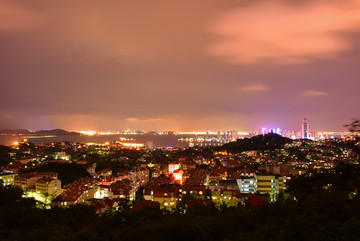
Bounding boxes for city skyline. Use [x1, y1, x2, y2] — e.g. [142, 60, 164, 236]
[1, 0, 359, 131]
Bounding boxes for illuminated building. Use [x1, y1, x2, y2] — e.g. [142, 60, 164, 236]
[172, 169, 184, 184]
[255, 174, 285, 201]
[145, 141, 154, 150]
[94, 169, 112, 179]
[98, 185, 111, 198]
[211, 189, 240, 207]
[265, 164, 295, 176]
[236, 177, 257, 193]
[128, 167, 150, 184]
[209, 168, 227, 183]
[151, 184, 180, 211]
[152, 191, 178, 210]
[53, 185, 96, 207]
[168, 161, 181, 174]
[55, 151, 69, 160]
[179, 186, 207, 199]
[120, 142, 144, 149]
[242, 150, 258, 157]
[15, 172, 58, 190]
[181, 161, 196, 170]
[302, 118, 309, 139]
[0, 173, 18, 186]
[140, 161, 157, 168]
[151, 170, 161, 178]
[109, 179, 133, 199]
[35, 177, 62, 200]
[16, 156, 39, 164]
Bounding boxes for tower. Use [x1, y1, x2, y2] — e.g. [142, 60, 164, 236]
[302, 118, 309, 139]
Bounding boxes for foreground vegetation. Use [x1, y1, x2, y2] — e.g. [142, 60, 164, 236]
[1, 163, 360, 241]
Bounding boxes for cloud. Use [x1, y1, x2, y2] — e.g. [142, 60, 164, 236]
[0, 0, 358, 132]
[207, 0, 360, 64]
[142, 118, 164, 123]
[237, 84, 270, 92]
[302, 90, 330, 96]
[126, 117, 164, 123]
[0, 1, 41, 30]
[125, 117, 139, 122]
[0, 112, 22, 128]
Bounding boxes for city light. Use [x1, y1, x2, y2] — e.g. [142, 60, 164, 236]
[121, 142, 144, 148]
[79, 131, 97, 136]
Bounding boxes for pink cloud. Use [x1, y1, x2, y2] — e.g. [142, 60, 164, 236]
[207, 0, 360, 64]
[237, 84, 269, 92]
[126, 117, 139, 122]
[302, 90, 330, 96]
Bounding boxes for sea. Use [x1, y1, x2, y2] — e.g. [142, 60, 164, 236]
[0, 134, 189, 148]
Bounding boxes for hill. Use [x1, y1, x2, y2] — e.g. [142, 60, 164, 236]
[34, 129, 80, 136]
[0, 129, 79, 136]
[216, 133, 292, 153]
[0, 129, 31, 135]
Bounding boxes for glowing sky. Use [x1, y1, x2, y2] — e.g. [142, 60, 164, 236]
[1, 0, 359, 131]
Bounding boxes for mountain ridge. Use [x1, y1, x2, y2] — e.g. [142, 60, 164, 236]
[0, 128, 80, 135]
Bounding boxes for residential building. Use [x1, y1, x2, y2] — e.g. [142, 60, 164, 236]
[236, 176, 257, 194]
[0, 173, 18, 186]
[35, 177, 62, 197]
[15, 172, 58, 190]
[53, 185, 96, 207]
[211, 189, 241, 207]
[168, 161, 181, 174]
[255, 174, 285, 201]
[94, 169, 112, 179]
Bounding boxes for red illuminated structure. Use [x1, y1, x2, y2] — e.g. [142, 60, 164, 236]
[172, 169, 184, 184]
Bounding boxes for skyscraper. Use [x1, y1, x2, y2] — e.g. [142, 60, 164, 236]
[302, 118, 309, 139]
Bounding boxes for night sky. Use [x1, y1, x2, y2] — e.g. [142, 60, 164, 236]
[1, 0, 359, 132]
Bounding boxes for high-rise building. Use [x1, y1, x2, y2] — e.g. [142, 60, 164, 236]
[302, 118, 309, 139]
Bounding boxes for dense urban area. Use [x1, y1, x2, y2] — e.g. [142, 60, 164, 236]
[0, 125, 360, 240]
[2, 0, 360, 239]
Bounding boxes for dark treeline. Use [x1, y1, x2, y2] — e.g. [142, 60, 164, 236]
[2, 164, 360, 240]
[20, 163, 91, 185]
[0, 145, 11, 166]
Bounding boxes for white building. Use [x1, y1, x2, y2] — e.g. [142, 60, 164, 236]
[236, 177, 257, 193]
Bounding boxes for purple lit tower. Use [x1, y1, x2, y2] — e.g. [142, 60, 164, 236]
[302, 118, 309, 139]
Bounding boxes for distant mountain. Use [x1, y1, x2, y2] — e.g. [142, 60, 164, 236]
[0, 128, 80, 136]
[34, 129, 80, 135]
[216, 133, 293, 153]
[0, 129, 31, 135]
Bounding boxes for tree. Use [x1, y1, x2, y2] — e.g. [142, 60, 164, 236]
[119, 196, 132, 210]
[178, 193, 196, 213]
[0, 145, 12, 166]
[344, 119, 360, 135]
[205, 188, 212, 202]
[132, 200, 160, 212]
[135, 187, 144, 202]
[20, 163, 91, 185]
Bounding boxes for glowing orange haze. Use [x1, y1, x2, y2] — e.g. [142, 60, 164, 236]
[0, 0, 359, 132]
[208, 0, 360, 64]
